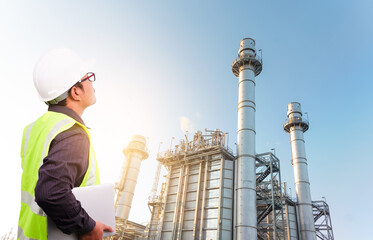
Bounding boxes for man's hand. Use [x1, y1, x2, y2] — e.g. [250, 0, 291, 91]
[79, 221, 114, 240]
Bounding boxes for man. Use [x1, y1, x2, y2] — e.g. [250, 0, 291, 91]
[18, 48, 113, 240]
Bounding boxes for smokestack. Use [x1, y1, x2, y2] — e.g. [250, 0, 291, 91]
[283, 102, 316, 240]
[115, 135, 149, 221]
[232, 38, 262, 240]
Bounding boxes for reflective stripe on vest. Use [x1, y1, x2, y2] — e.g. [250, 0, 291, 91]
[85, 147, 96, 186]
[21, 190, 46, 217]
[18, 225, 39, 240]
[18, 111, 100, 240]
[21, 122, 35, 170]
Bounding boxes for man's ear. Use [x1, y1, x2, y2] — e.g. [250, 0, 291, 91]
[70, 86, 82, 101]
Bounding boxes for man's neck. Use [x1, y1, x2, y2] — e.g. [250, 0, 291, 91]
[48, 105, 86, 126]
[66, 102, 85, 117]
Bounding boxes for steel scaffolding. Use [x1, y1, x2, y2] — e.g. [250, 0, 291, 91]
[256, 153, 286, 240]
[312, 201, 334, 240]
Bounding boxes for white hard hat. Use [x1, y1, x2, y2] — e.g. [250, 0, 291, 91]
[33, 48, 94, 103]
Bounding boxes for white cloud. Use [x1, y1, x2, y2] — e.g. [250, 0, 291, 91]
[179, 116, 194, 133]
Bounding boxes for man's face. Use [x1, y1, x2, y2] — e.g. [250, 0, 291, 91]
[79, 73, 96, 107]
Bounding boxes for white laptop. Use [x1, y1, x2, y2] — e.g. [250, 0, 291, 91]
[47, 183, 116, 239]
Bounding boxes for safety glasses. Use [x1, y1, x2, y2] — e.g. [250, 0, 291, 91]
[80, 72, 96, 83]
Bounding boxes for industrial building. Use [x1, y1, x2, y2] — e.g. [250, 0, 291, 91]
[148, 130, 235, 240]
[112, 38, 334, 240]
[142, 38, 334, 240]
[2, 38, 335, 240]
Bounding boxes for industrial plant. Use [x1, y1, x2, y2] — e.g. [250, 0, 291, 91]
[109, 38, 334, 240]
[2, 38, 334, 240]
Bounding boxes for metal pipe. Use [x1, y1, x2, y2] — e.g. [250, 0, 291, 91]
[147, 210, 155, 239]
[172, 166, 185, 239]
[193, 162, 203, 239]
[232, 38, 263, 240]
[157, 166, 172, 240]
[217, 157, 224, 239]
[115, 135, 149, 221]
[233, 149, 237, 240]
[283, 184, 291, 240]
[177, 165, 189, 239]
[285, 205, 290, 240]
[149, 142, 163, 202]
[199, 159, 209, 240]
[149, 162, 162, 203]
[269, 157, 276, 239]
[277, 156, 286, 240]
[295, 205, 301, 239]
[283, 102, 316, 240]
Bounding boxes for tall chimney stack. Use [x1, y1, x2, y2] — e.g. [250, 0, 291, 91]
[284, 102, 316, 240]
[115, 135, 149, 222]
[232, 38, 262, 240]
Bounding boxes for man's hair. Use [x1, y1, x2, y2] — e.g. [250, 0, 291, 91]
[55, 82, 84, 106]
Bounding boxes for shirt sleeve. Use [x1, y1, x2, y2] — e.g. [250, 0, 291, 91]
[35, 124, 96, 235]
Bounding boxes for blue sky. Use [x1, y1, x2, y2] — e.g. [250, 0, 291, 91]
[1, 1, 372, 239]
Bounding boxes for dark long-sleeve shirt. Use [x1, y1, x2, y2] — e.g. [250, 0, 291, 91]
[34, 105, 95, 235]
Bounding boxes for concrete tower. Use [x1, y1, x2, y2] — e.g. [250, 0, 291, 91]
[115, 135, 149, 222]
[232, 38, 262, 240]
[284, 102, 316, 240]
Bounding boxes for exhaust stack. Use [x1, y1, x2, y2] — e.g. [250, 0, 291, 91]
[115, 135, 149, 221]
[284, 102, 316, 240]
[232, 38, 262, 240]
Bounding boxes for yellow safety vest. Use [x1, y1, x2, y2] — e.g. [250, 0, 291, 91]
[18, 111, 100, 240]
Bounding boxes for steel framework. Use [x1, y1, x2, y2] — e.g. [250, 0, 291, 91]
[312, 201, 334, 240]
[256, 153, 286, 240]
[145, 134, 335, 240]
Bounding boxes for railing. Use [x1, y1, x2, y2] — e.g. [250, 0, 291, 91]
[232, 53, 263, 67]
[226, 146, 234, 155]
[157, 130, 233, 159]
[232, 52, 263, 76]
[283, 116, 309, 132]
[284, 116, 309, 126]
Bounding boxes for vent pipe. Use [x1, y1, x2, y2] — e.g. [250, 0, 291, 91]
[115, 135, 149, 221]
[283, 102, 316, 240]
[232, 38, 262, 240]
